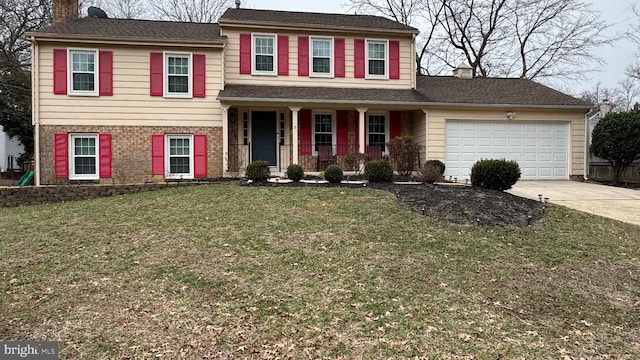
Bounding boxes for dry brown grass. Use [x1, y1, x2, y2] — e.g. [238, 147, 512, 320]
[1, 184, 639, 359]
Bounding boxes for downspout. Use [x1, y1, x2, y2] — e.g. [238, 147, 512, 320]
[584, 112, 589, 181]
[411, 33, 416, 89]
[31, 36, 41, 186]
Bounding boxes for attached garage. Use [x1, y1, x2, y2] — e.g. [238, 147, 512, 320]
[445, 121, 570, 180]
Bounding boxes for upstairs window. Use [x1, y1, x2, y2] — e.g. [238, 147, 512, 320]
[70, 50, 97, 95]
[165, 53, 191, 97]
[311, 37, 332, 77]
[366, 40, 387, 78]
[253, 34, 276, 75]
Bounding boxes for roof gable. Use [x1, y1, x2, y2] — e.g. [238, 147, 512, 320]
[219, 8, 418, 33]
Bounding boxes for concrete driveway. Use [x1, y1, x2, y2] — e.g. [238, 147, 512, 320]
[508, 180, 640, 226]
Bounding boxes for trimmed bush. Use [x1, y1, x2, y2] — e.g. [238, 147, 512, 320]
[246, 160, 270, 181]
[470, 159, 521, 190]
[387, 135, 421, 176]
[286, 164, 304, 181]
[424, 159, 445, 176]
[420, 165, 441, 184]
[324, 165, 344, 183]
[364, 160, 394, 182]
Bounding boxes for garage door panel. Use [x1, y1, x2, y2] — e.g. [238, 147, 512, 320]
[445, 121, 569, 180]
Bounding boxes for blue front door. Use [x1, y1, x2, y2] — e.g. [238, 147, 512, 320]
[252, 111, 277, 166]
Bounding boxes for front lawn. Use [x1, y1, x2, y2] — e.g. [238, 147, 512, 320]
[1, 185, 638, 358]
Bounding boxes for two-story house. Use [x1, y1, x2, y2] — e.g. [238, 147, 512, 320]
[28, 0, 592, 186]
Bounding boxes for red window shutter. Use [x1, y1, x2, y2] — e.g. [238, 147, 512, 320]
[53, 49, 67, 95]
[278, 35, 289, 76]
[298, 36, 309, 76]
[390, 111, 402, 139]
[336, 110, 349, 155]
[98, 50, 113, 96]
[299, 109, 312, 155]
[149, 52, 163, 96]
[193, 134, 207, 178]
[151, 134, 165, 175]
[354, 39, 365, 78]
[193, 54, 206, 98]
[239, 33, 252, 74]
[335, 38, 345, 78]
[389, 40, 400, 79]
[54, 133, 68, 178]
[99, 133, 112, 178]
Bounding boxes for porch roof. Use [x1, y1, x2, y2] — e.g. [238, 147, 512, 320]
[218, 76, 592, 110]
[217, 84, 429, 106]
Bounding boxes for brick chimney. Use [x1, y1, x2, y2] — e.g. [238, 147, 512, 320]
[53, 0, 79, 23]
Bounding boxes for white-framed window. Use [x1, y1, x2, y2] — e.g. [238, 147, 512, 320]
[253, 34, 277, 75]
[69, 49, 98, 95]
[166, 135, 194, 179]
[69, 134, 99, 180]
[165, 52, 192, 97]
[366, 40, 388, 79]
[313, 112, 335, 154]
[310, 37, 333, 77]
[367, 113, 389, 153]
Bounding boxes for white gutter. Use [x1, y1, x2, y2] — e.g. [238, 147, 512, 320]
[31, 36, 40, 186]
[584, 112, 589, 180]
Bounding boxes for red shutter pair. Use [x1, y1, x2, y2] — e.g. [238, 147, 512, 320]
[149, 53, 207, 97]
[354, 39, 400, 79]
[53, 49, 113, 95]
[151, 134, 208, 178]
[54, 133, 112, 178]
[240, 34, 289, 75]
[298, 37, 346, 77]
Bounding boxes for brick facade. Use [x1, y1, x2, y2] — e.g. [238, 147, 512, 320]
[40, 125, 223, 185]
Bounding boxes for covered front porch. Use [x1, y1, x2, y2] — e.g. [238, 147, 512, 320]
[222, 106, 427, 175]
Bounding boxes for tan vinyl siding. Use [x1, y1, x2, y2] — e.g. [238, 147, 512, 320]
[37, 43, 223, 127]
[425, 108, 586, 177]
[222, 28, 413, 89]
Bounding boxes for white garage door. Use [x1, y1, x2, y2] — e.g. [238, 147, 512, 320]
[445, 121, 569, 180]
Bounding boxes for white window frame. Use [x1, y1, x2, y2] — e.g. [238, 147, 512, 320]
[365, 39, 389, 80]
[69, 133, 99, 180]
[164, 52, 192, 98]
[252, 33, 278, 76]
[68, 48, 99, 96]
[312, 111, 336, 156]
[310, 37, 334, 78]
[165, 134, 194, 180]
[367, 113, 389, 155]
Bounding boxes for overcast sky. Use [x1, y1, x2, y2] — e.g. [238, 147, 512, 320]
[244, 0, 639, 96]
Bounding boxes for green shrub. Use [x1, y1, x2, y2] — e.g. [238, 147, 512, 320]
[387, 135, 421, 176]
[324, 165, 344, 183]
[470, 159, 521, 190]
[364, 160, 394, 182]
[591, 111, 640, 184]
[419, 165, 441, 184]
[424, 159, 445, 175]
[246, 160, 270, 181]
[286, 164, 304, 181]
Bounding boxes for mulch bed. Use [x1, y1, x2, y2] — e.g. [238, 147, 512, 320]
[249, 179, 544, 228]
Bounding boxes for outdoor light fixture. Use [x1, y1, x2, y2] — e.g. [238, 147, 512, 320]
[544, 197, 549, 203]
[454, 177, 458, 183]
[476, 217, 481, 226]
[527, 214, 533, 226]
[506, 111, 516, 120]
[396, 190, 400, 198]
[449, 176, 453, 182]
[538, 194, 543, 202]
[421, 205, 426, 215]
[465, 179, 469, 185]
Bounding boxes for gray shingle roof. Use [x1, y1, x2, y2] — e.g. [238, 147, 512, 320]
[219, 8, 418, 33]
[217, 76, 590, 108]
[30, 17, 223, 43]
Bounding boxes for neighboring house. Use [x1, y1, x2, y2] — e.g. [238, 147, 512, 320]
[0, 125, 24, 172]
[28, 0, 592, 186]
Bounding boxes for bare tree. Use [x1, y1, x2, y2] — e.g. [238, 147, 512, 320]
[0, 0, 50, 68]
[81, 0, 149, 19]
[625, 4, 640, 82]
[348, 0, 610, 82]
[151, 0, 233, 23]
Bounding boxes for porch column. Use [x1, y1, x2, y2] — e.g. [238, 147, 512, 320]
[422, 108, 429, 161]
[290, 107, 301, 165]
[222, 106, 230, 175]
[356, 107, 368, 153]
